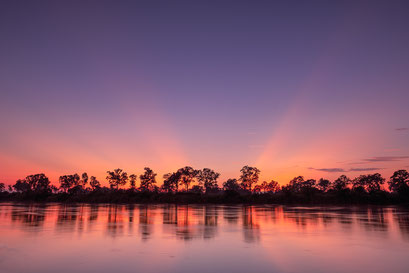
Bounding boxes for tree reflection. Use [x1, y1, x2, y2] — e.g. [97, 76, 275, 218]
[394, 209, 409, 241]
[223, 205, 240, 224]
[3, 204, 409, 245]
[175, 205, 195, 241]
[11, 204, 46, 228]
[357, 207, 389, 234]
[56, 204, 78, 233]
[163, 204, 178, 225]
[89, 204, 99, 222]
[107, 205, 124, 238]
[139, 205, 153, 241]
[242, 206, 260, 243]
[203, 206, 218, 239]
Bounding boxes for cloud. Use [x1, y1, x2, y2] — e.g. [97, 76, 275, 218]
[308, 167, 345, 173]
[349, 156, 409, 164]
[395, 128, 409, 131]
[309, 167, 383, 173]
[362, 156, 409, 162]
[349, 168, 383, 172]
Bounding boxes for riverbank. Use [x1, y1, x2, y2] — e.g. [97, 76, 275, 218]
[1, 190, 408, 205]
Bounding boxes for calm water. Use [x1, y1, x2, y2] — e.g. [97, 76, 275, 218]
[1, 203, 409, 273]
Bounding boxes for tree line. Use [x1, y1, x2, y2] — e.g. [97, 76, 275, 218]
[1, 166, 409, 204]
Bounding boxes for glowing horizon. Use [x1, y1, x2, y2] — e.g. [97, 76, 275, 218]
[1, 1, 409, 187]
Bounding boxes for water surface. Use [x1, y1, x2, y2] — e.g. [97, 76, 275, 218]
[1, 203, 409, 273]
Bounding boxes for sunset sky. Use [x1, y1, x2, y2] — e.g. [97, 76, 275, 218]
[1, 1, 409, 186]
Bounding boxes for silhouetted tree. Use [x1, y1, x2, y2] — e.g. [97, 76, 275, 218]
[287, 176, 304, 192]
[239, 166, 260, 191]
[81, 172, 89, 188]
[303, 179, 316, 189]
[7, 168, 409, 204]
[140, 167, 157, 191]
[388, 170, 409, 193]
[0, 183, 5, 192]
[223, 178, 240, 191]
[50, 185, 59, 193]
[255, 180, 279, 193]
[197, 168, 220, 193]
[13, 174, 51, 193]
[89, 176, 101, 190]
[129, 174, 137, 190]
[353, 173, 385, 193]
[27, 174, 51, 193]
[253, 184, 263, 193]
[106, 169, 128, 190]
[59, 173, 80, 192]
[332, 175, 350, 191]
[317, 178, 331, 192]
[265, 180, 280, 193]
[13, 179, 31, 193]
[163, 172, 180, 193]
[190, 185, 204, 193]
[177, 166, 198, 191]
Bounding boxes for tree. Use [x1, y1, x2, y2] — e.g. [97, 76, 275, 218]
[255, 180, 279, 193]
[129, 174, 137, 190]
[253, 184, 263, 193]
[81, 172, 89, 188]
[288, 176, 304, 192]
[106, 169, 128, 190]
[303, 179, 316, 189]
[139, 167, 157, 191]
[353, 173, 385, 193]
[190, 185, 204, 194]
[388, 170, 409, 193]
[332, 175, 350, 191]
[197, 168, 220, 193]
[223, 178, 240, 191]
[13, 179, 31, 193]
[239, 166, 260, 191]
[163, 172, 180, 193]
[59, 174, 80, 193]
[26, 174, 51, 192]
[13, 174, 51, 193]
[367, 173, 385, 193]
[265, 180, 280, 193]
[50, 185, 59, 193]
[317, 178, 331, 192]
[177, 166, 198, 191]
[259, 181, 268, 192]
[0, 183, 5, 192]
[89, 176, 101, 190]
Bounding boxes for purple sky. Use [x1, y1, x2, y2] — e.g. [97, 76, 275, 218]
[1, 1, 409, 185]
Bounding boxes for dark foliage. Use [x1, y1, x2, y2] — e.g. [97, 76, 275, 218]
[1, 167, 409, 204]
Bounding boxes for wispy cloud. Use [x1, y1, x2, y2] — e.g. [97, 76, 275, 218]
[362, 156, 409, 162]
[395, 128, 409, 131]
[349, 156, 409, 165]
[349, 168, 383, 172]
[309, 167, 383, 173]
[308, 167, 345, 172]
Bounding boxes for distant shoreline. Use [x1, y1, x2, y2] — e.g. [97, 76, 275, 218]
[1, 191, 408, 205]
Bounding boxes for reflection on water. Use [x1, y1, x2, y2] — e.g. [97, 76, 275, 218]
[1, 203, 409, 273]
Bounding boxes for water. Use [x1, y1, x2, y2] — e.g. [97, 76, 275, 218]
[0, 203, 409, 273]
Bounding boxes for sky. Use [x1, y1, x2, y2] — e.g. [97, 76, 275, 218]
[1, 1, 409, 187]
